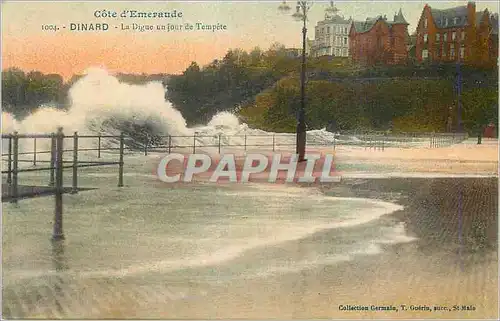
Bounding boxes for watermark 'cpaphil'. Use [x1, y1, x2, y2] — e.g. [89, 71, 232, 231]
[156, 152, 341, 184]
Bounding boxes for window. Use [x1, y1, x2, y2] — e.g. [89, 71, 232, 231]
[322, 28, 325, 34]
[327, 26, 330, 34]
[442, 45, 447, 57]
[422, 49, 429, 60]
[424, 18, 428, 28]
[461, 31, 465, 41]
[335, 48, 340, 56]
[424, 34, 428, 43]
[444, 18, 448, 26]
[344, 37, 348, 45]
[343, 48, 348, 56]
[436, 33, 440, 41]
[452, 32, 456, 41]
[344, 27, 348, 34]
[443, 33, 448, 41]
[450, 44, 455, 58]
[460, 47, 465, 59]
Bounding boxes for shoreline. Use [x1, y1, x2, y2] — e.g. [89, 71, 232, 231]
[190, 176, 499, 319]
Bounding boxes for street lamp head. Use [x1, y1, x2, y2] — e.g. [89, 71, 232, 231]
[278, 1, 292, 14]
[292, 11, 305, 21]
[292, 3, 305, 21]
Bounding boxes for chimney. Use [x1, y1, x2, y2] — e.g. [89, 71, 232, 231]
[467, 1, 476, 28]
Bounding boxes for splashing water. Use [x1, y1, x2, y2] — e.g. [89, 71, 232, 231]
[0, 67, 341, 152]
[0, 67, 434, 154]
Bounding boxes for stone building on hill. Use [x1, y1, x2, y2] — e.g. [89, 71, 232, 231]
[349, 9, 410, 65]
[309, 1, 352, 57]
[415, 1, 498, 66]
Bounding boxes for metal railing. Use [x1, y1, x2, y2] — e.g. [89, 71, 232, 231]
[2, 131, 470, 166]
[105, 132, 468, 156]
[2, 128, 125, 241]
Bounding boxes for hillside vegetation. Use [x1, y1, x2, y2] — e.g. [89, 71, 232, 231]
[167, 44, 498, 134]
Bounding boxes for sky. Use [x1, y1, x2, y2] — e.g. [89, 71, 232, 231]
[1, 0, 498, 79]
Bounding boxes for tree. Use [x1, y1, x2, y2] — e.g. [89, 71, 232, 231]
[461, 87, 498, 143]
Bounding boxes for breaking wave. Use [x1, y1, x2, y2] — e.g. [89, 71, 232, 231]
[1, 67, 433, 153]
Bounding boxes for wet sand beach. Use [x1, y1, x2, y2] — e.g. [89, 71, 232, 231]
[145, 177, 498, 319]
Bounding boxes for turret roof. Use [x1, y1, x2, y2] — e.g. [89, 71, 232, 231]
[351, 9, 408, 34]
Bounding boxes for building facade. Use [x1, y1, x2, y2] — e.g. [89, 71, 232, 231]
[309, 2, 352, 57]
[349, 9, 410, 65]
[415, 2, 499, 66]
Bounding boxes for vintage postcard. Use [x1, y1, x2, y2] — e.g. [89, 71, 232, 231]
[1, 0, 498, 319]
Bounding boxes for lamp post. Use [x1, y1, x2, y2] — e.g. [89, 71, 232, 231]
[278, 0, 312, 162]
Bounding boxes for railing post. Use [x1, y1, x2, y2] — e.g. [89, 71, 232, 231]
[144, 134, 149, 156]
[272, 134, 275, 152]
[71, 132, 78, 194]
[218, 134, 221, 154]
[49, 133, 56, 186]
[168, 135, 172, 154]
[52, 127, 65, 241]
[33, 137, 37, 166]
[10, 132, 19, 204]
[118, 132, 124, 187]
[97, 133, 101, 158]
[244, 134, 247, 151]
[7, 135, 12, 185]
[193, 133, 196, 154]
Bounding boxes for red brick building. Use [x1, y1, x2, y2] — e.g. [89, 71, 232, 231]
[349, 9, 410, 65]
[415, 2, 499, 66]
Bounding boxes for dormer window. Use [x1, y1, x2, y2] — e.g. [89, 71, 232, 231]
[444, 18, 448, 26]
[453, 17, 458, 24]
